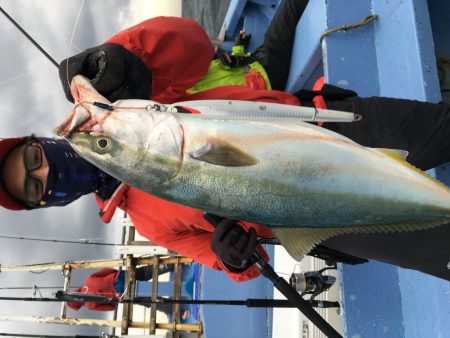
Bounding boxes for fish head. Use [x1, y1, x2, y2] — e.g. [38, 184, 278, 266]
[54, 75, 184, 187]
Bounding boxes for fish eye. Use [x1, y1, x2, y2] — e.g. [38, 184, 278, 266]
[94, 137, 113, 154]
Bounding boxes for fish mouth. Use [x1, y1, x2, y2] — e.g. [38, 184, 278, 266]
[54, 75, 111, 138]
[54, 102, 103, 138]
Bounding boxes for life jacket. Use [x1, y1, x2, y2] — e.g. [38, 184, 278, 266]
[187, 42, 271, 93]
[187, 59, 271, 93]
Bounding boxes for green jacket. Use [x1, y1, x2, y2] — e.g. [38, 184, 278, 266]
[188, 45, 272, 93]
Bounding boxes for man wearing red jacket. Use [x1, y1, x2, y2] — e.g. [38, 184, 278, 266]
[1, 1, 450, 282]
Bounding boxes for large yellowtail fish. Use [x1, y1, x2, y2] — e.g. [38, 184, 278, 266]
[54, 75, 450, 260]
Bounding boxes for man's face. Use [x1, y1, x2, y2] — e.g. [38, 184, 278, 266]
[2, 141, 49, 206]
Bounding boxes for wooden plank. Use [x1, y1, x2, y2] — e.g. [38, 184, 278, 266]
[120, 225, 136, 335]
[172, 257, 183, 338]
[59, 267, 71, 319]
[114, 245, 169, 256]
[0, 257, 193, 272]
[149, 256, 160, 334]
[121, 255, 136, 335]
[0, 315, 201, 331]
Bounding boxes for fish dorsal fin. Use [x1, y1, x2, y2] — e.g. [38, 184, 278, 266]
[375, 148, 450, 191]
[375, 148, 409, 161]
[189, 139, 259, 167]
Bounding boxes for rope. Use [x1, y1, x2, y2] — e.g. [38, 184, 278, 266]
[320, 14, 378, 44]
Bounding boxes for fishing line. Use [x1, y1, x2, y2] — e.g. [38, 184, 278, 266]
[54, 30, 83, 54]
[0, 72, 32, 87]
[66, 0, 85, 89]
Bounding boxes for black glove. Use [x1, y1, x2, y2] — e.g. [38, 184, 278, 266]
[294, 84, 357, 103]
[234, 30, 251, 48]
[209, 216, 257, 272]
[216, 49, 252, 68]
[216, 31, 252, 69]
[59, 43, 152, 103]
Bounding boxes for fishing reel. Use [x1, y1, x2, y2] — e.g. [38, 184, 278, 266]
[289, 265, 338, 306]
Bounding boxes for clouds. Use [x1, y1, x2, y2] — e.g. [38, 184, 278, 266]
[0, 0, 122, 138]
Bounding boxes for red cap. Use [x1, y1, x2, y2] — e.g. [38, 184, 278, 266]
[0, 137, 27, 210]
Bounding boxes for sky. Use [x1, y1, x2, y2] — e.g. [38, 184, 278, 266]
[0, 0, 181, 336]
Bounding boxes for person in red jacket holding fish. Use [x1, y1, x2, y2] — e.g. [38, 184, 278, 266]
[1, 0, 450, 282]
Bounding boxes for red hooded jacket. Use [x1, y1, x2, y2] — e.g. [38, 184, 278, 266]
[67, 268, 120, 311]
[97, 17, 310, 282]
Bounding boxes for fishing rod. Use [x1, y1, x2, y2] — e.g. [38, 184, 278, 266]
[252, 255, 342, 335]
[204, 213, 343, 338]
[0, 234, 119, 246]
[0, 292, 339, 309]
[0, 333, 110, 338]
[0, 286, 81, 291]
[59, 292, 340, 309]
[0, 6, 58, 68]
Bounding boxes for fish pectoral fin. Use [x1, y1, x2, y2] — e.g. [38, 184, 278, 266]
[374, 148, 409, 161]
[189, 139, 259, 167]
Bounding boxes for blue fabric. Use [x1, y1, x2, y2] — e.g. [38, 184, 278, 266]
[33, 137, 121, 208]
[35, 138, 101, 208]
[113, 270, 126, 294]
